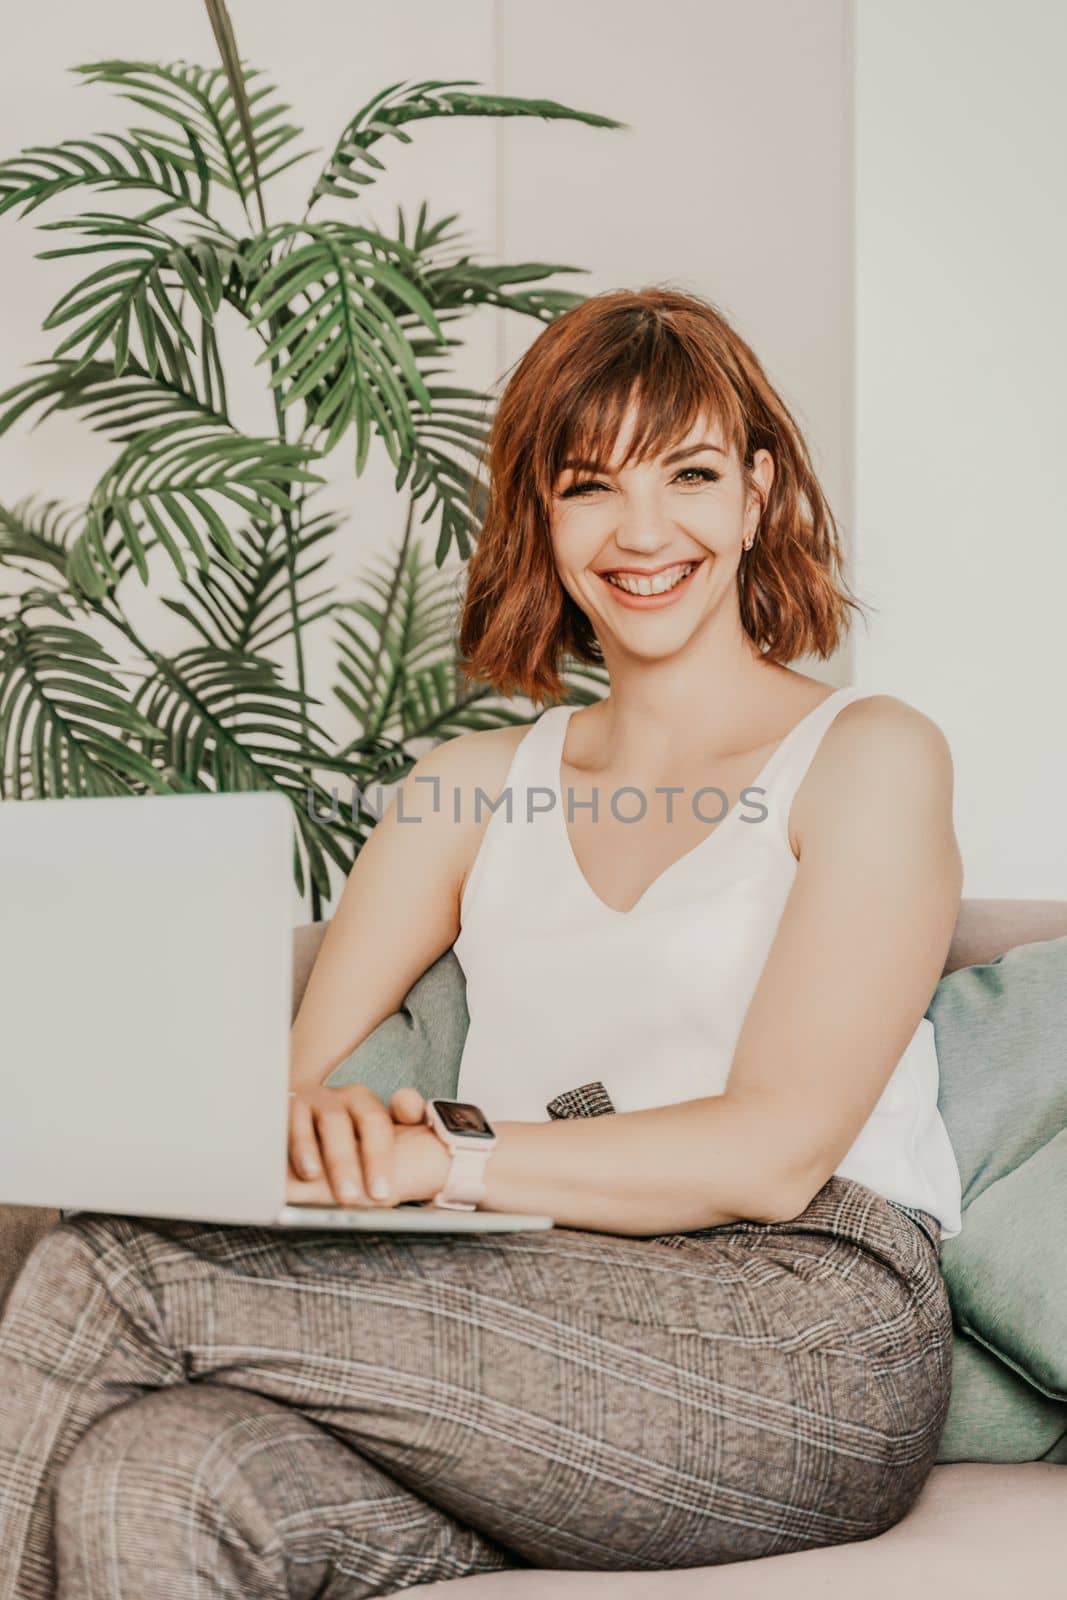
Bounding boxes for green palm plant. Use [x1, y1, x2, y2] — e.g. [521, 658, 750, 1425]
[0, 13, 618, 917]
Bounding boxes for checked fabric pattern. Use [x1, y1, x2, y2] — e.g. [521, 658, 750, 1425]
[0, 1172, 951, 1597]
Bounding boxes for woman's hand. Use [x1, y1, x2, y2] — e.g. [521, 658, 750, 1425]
[286, 1083, 449, 1208]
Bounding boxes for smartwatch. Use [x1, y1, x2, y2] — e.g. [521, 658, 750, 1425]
[424, 1098, 498, 1210]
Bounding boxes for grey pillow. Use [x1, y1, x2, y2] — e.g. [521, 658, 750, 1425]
[937, 1331, 1067, 1464]
[925, 935, 1067, 1409]
[324, 949, 465, 1102]
[925, 934, 1067, 1207]
[938, 1128, 1067, 1402]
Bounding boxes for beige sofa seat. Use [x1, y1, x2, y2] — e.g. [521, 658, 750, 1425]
[417, 1462, 1066, 1598]
[2, 896, 1066, 1592]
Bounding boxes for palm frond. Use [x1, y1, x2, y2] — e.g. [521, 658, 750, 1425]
[394, 201, 470, 263]
[73, 59, 311, 215]
[376, 206, 591, 390]
[0, 588, 77, 625]
[397, 384, 491, 564]
[0, 496, 159, 604]
[334, 523, 612, 747]
[397, 673, 534, 744]
[392, 201, 590, 324]
[333, 535, 464, 741]
[333, 532, 570, 753]
[35, 210, 237, 380]
[159, 507, 341, 653]
[202, 0, 266, 226]
[246, 221, 442, 470]
[131, 644, 370, 899]
[310, 79, 624, 206]
[71, 419, 322, 597]
[0, 498, 81, 580]
[421, 256, 589, 323]
[0, 348, 232, 441]
[0, 617, 166, 798]
[0, 132, 211, 218]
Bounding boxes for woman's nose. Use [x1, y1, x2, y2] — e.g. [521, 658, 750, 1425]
[611, 498, 674, 551]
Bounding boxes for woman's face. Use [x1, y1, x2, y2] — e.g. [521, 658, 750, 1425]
[549, 402, 774, 652]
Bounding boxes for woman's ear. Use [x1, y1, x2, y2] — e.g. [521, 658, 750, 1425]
[745, 448, 775, 539]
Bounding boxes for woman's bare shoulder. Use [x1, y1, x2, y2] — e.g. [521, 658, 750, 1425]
[832, 692, 952, 755]
[791, 693, 956, 858]
[412, 717, 535, 796]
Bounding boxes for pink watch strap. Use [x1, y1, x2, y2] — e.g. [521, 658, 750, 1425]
[432, 1144, 492, 1210]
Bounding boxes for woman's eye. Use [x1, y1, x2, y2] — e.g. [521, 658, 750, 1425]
[558, 467, 719, 499]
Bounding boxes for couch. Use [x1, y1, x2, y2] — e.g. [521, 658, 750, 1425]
[2, 896, 1065, 1596]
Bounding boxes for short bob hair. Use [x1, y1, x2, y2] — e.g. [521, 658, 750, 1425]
[458, 286, 866, 709]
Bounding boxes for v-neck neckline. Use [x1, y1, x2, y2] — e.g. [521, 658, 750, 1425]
[553, 687, 849, 918]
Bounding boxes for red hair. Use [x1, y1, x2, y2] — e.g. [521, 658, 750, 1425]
[459, 286, 866, 708]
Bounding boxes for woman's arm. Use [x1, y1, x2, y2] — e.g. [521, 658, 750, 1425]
[287, 725, 531, 1203]
[365, 696, 962, 1233]
[289, 730, 509, 1094]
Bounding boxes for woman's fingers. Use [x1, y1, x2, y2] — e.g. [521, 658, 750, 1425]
[287, 1084, 406, 1207]
[315, 1106, 368, 1205]
[349, 1089, 398, 1201]
[288, 1094, 321, 1179]
[390, 1086, 426, 1125]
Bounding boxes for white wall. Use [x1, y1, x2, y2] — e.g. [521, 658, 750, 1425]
[854, 0, 1067, 897]
[495, 0, 855, 686]
[2, 0, 853, 918]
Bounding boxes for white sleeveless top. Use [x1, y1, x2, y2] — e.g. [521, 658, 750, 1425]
[453, 687, 963, 1239]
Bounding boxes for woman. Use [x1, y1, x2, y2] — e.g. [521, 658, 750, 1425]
[0, 287, 964, 1598]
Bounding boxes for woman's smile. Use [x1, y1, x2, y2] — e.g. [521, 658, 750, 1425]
[595, 556, 706, 609]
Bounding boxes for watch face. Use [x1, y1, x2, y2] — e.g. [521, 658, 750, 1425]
[434, 1099, 496, 1139]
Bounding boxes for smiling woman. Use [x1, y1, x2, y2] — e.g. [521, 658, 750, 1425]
[555, 419, 750, 622]
[459, 286, 866, 705]
[0, 286, 965, 1596]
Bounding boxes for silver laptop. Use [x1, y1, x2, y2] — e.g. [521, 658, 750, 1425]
[0, 791, 552, 1235]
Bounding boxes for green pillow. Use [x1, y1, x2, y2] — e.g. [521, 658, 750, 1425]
[925, 935, 1067, 1412]
[937, 1331, 1067, 1464]
[324, 949, 464, 1102]
[925, 934, 1067, 1207]
[939, 1129, 1067, 1402]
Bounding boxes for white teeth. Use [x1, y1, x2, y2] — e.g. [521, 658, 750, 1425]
[604, 562, 696, 597]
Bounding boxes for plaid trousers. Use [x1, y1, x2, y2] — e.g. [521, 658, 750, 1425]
[0, 1099, 952, 1598]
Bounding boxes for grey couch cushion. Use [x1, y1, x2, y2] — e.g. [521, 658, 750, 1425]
[324, 948, 465, 1101]
[938, 1332, 1067, 1463]
[927, 936, 1067, 1404]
